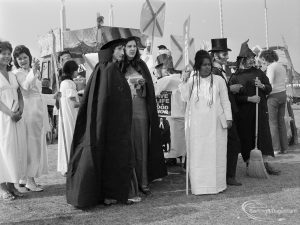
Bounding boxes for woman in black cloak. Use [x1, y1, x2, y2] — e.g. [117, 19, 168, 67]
[66, 38, 136, 208]
[121, 36, 167, 195]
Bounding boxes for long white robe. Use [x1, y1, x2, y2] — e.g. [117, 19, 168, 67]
[155, 74, 186, 158]
[15, 69, 48, 178]
[57, 80, 78, 174]
[0, 72, 27, 183]
[179, 74, 232, 195]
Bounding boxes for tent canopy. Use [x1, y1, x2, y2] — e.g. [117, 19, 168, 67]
[38, 26, 148, 57]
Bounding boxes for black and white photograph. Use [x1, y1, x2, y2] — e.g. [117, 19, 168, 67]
[0, 0, 299, 224]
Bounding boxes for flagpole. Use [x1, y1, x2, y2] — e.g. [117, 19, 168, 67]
[60, 0, 66, 50]
[219, 0, 224, 38]
[264, 0, 269, 48]
[151, 14, 156, 54]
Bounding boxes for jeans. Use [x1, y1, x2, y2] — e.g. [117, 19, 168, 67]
[267, 91, 288, 152]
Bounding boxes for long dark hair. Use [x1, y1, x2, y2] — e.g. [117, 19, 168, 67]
[61, 60, 78, 81]
[192, 50, 214, 106]
[120, 37, 142, 73]
[13, 45, 32, 69]
[0, 41, 13, 71]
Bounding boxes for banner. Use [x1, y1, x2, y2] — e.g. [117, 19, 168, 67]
[183, 16, 191, 68]
[170, 35, 195, 71]
[140, 0, 166, 37]
[156, 91, 172, 116]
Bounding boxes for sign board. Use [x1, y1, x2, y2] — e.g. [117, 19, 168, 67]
[140, 0, 166, 37]
[156, 91, 172, 116]
[170, 34, 195, 71]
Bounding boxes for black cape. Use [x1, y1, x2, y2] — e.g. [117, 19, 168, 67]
[230, 67, 274, 162]
[136, 59, 167, 182]
[66, 62, 134, 208]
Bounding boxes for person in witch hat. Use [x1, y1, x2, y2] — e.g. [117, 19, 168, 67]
[66, 38, 140, 208]
[230, 39, 280, 175]
[209, 38, 242, 186]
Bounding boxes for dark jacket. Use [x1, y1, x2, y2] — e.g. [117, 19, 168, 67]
[230, 67, 274, 161]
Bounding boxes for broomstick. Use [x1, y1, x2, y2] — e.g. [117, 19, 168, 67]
[247, 77, 269, 179]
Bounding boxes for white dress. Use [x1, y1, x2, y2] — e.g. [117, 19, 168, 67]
[0, 71, 27, 183]
[15, 69, 48, 178]
[179, 74, 232, 195]
[57, 79, 79, 174]
[155, 74, 187, 158]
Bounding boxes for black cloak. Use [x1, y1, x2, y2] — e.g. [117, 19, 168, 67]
[66, 61, 134, 208]
[230, 67, 274, 162]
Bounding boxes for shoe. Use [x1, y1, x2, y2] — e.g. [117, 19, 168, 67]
[103, 198, 117, 206]
[128, 196, 142, 203]
[264, 163, 281, 175]
[140, 187, 152, 196]
[25, 184, 43, 192]
[226, 177, 242, 186]
[125, 200, 134, 205]
[19, 179, 26, 187]
[10, 189, 24, 197]
[279, 150, 288, 154]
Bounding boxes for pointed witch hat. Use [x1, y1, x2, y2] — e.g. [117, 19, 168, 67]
[237, 39, 256, 59]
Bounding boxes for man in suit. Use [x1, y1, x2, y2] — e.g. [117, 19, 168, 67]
[209, 38, 242, 186]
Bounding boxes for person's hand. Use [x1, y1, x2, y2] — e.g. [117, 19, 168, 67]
[227, 120, 233, 129]
[137, 78, 146, 86]
[229, 84, 243, 94]
[254, 78, 265, 89]
[248, 95, 260, 103]
[54, 92, 61, 100]
[10, 110, 22, 122]
[181, 70, 191, 83]
[32, 58, 40, 75]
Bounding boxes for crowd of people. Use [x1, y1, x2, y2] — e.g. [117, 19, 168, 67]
[0, 35, 290, 207]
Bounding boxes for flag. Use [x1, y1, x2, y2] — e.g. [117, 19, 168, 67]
[140, 0, 166, 37]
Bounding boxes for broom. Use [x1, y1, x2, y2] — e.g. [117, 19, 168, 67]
[247, 77, 269, 179]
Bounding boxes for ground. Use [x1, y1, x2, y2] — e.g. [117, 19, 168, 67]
[1, 107, 300, 225]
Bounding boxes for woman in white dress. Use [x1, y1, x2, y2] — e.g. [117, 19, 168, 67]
[13, 45, 48, 192]
[0, 41, 27, 201]
[57, 60, 80, 175]
[179, 50, 232, 195]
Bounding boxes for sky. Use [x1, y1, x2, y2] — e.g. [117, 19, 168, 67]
[1, 0, 300, 70]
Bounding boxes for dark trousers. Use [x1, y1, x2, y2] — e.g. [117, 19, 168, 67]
[227, 121, 240, 178]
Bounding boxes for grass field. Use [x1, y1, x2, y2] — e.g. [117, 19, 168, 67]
[1, 108, 300, 225]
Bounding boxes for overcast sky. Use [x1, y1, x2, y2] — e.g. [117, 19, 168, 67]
[1, 0, 299, 70]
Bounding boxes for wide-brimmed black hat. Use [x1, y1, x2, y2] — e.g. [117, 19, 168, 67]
[100, 38, 126, 50]
[237, 39, 256, 59]
[209, 38, 231, 52]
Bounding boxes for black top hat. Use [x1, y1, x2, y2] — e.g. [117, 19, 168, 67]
[100, 38, 126, 50]
[158, 45, 167, 50]
[209, 38, 231, 52]
[237, 39, 256, 59]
